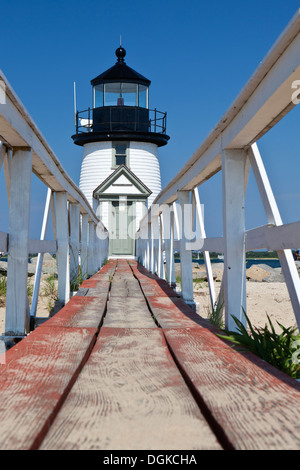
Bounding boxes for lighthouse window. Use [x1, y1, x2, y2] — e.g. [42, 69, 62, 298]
[138, 85, 148, 108]
[104, 83, 138, 107]
[113, 142, 128, 168]
[94, 84, 104, 107]
[121, 83, 138, 106]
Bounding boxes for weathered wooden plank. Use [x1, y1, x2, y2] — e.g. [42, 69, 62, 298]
[103, 296, 156, 328]
[164, 328, 300, 450]
[40, 295, 108, 329]
[0, 326, 97, 450]
[145, 296, 205, 329]
[39, 328, 222, 450]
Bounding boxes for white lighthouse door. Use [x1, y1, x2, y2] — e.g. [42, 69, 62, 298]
[110, 201, 134, 255]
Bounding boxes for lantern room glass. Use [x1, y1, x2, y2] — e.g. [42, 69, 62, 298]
[93, 83, 149, 108]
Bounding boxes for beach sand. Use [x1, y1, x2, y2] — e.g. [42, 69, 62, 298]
[194, 281, 297, 333]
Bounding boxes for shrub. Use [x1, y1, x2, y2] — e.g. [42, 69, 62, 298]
[218, 311, 300, 379]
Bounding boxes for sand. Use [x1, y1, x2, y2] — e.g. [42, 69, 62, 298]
[0, 273, 57, 336]
[194, 281, 298, 333]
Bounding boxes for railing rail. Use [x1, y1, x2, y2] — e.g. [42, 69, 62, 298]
[0, 70, 109, 338]
[75, 106, 167, 135]
[136, 9, 300, 333]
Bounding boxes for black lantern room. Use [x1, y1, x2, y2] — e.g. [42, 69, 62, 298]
[72, 47, 170, 147]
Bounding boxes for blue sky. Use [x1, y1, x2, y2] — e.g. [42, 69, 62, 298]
[0, 0, 300, 240]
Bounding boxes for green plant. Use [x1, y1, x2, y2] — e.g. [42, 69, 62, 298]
[218, 311, 300, 379]
[27, 281, 34, 304]
[193, 277, 206, 288]
[42, 275, 58, 313]
[70, 266, 86, 292]
[0, 277, 35, 307]
[0, 276, 7, 306]
[207, 301, 224, 329]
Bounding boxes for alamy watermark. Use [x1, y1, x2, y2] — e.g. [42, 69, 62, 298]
[96, 202, 205, 250]
[292, 80, 300, 105]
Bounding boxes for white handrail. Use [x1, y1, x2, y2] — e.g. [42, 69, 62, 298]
[136, 9, 300, 332]
[0, 72, 109, 337]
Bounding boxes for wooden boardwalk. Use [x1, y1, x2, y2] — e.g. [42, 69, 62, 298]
[0, 259, 300, 450]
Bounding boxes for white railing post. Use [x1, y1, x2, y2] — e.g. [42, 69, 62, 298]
[151, 215, 159, 275]
[94, 224, 100, 272]
[177, 190, 194, 307]
[222, 149, 247, 331]
[30, 187, 52, 319]
[87, 221, 95, 276]
[145, 222, 151, 271]
[55, 192, 70, 305]
[80, 214, 89, 279]
[69, 202, 80, 284]
[157, 213, 165, 279]
[162, 205, 172, 284]
[5, 147, 32, 336]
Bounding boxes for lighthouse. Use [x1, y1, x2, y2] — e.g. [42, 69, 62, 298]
[72, 46, 169, 257]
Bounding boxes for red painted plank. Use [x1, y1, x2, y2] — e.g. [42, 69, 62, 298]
[0, 326, 97, 450]
[164, 327, 300, 450]
[40, 328, 222, 450]
[144, 295, 203, 328]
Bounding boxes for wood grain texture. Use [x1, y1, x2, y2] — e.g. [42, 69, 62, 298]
[145, 296, 201, 329]
[0, 326, 97, 450]
[40, 327, 221, 450]
[104, 296, 156, 329]
[40, 295, 108, 329]
[164, 327, 300, 450]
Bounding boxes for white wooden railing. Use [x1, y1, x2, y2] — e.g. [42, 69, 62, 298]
[0, 70, 108, 337]
[136, 9, 300, 332]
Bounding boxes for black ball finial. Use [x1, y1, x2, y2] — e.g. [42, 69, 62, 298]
[116, 46, 126, 63]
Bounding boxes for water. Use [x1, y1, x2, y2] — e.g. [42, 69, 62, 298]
[175, 258, 281, 269]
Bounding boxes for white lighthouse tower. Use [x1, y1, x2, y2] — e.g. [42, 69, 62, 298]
[72, 46, 169, 257]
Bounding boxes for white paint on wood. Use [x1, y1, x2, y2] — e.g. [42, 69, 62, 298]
[69, 203, 80, 283]
[249, 143, 300, 330]
[0, 70, 102, 226]
[87, 221, 95, 276]
[177, 191, 194, 304]
[30, 188, 52, 318]
[138, 10, 300, 222]
[162, 205, 176, 286]
[222, 149, 247, 331]
[158, 213, 165, 279]
[80, 214, 89, 278]
[3, 149, 11, 204]
[0, 231, 8, 252]
[5, 148, 32, 336]
[55, 192, 70, 305]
